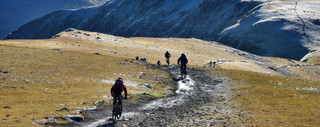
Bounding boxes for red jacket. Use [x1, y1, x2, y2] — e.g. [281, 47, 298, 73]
[111, 82, 127, 98]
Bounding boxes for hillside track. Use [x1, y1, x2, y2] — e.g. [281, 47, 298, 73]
[76, 65, 238, 127]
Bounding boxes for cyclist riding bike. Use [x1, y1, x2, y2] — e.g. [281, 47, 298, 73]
[178, 53, 188, 77]
[165, 51, 171, 66]
[110, 77, 128, 116]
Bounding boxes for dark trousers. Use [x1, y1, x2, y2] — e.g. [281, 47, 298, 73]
[113, 94, 123, 105]
[181, 64, 187, 74]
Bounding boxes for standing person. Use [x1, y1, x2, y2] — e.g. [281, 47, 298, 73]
[157, 60, 161, 66]
[177, 53, 188, 76]
[209, 61, 213, 67]
[165, 51, 171, 66]
[110, 77, 128, 113]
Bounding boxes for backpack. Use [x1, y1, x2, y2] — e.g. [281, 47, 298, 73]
[180, 54, 188, 64]
[165, 52, 170, 58]
[114, 80, 123, 94]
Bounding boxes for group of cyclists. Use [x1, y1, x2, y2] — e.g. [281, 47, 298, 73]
[110, 51, 188, 121]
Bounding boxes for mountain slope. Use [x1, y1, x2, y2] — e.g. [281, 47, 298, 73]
[4, 0, 320, 60]
[1, 29, 320, 126]
[0, 0, 110, 39]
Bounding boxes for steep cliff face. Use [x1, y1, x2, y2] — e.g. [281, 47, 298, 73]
[4, 0, 320, 60]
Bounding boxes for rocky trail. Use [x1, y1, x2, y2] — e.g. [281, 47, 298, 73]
[69, 65, 238, 127]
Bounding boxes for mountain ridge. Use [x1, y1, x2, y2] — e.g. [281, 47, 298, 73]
[4, 0, 320, 60]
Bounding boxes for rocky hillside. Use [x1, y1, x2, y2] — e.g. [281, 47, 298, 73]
[4, 0, 320, 60]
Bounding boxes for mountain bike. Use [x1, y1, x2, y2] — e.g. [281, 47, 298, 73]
[112, 101, 122, 122]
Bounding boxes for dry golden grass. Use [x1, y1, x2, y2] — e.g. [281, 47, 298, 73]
[0, 45, 173, 126]
[308, 56, 320, 65]
[0, 29, 287, 75]
[1, 29, 320, 126]
[209, 68, 320, 126]
[3, 29, 318, 79]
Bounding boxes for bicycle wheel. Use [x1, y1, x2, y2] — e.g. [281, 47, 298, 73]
[116, 104, 122, 119]
[112, 107, 116, 121]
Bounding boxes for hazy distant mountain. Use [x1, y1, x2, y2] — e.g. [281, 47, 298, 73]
[4, 0, 320, 60]
[0, 0, 109, 39]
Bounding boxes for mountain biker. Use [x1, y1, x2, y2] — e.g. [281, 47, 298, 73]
[165, 51, 171, 66]
[177, 53, 188, 75]
[110, 77, 128, 112]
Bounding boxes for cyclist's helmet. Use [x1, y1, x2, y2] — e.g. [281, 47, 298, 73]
[115, 77, 123, 84]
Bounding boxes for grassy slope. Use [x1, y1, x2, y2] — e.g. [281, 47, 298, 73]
[1, 29, 319, 126]
[208, 68, 320, 126]
[0, 45, 173, 126]
[308, 56, 320, 65]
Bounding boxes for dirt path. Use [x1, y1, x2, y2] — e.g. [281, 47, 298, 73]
[77, 66, 237, 127]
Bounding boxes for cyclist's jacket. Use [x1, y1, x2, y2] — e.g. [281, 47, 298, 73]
[165, 52, 171, 58]
[111, 81, 128, 98]
[178, 54, 188, 65]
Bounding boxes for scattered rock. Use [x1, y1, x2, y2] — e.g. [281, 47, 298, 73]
[120, 63, 128, 65]
[48, 117, 56, 123]
[87, 106, 97, 111]
[139, 84, 152, 89]
[109, 51, 117, 54]
[51, 34, 61, 39]
[216, 59, 232, 63]
[138, 72, 145, 78]
[96, 37, 101, 40]
[56, 108, 68, 112]
[6, 114, 10, 117]
[68, 115, 84, 123]
[65, 28, 75, 32]
[3, 106, 11, 109]
[94, 100, 105, 106]
[0, 71, 9, 74]
[157, 80, 166, 84]
[80, 102, 88, 105]
[130, 60, 136, 63]
[83, 33, 90, 36]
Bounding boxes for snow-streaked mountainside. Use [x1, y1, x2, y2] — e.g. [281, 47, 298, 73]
[0, 0, 110, 39]
[4, 0, 320, 60]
